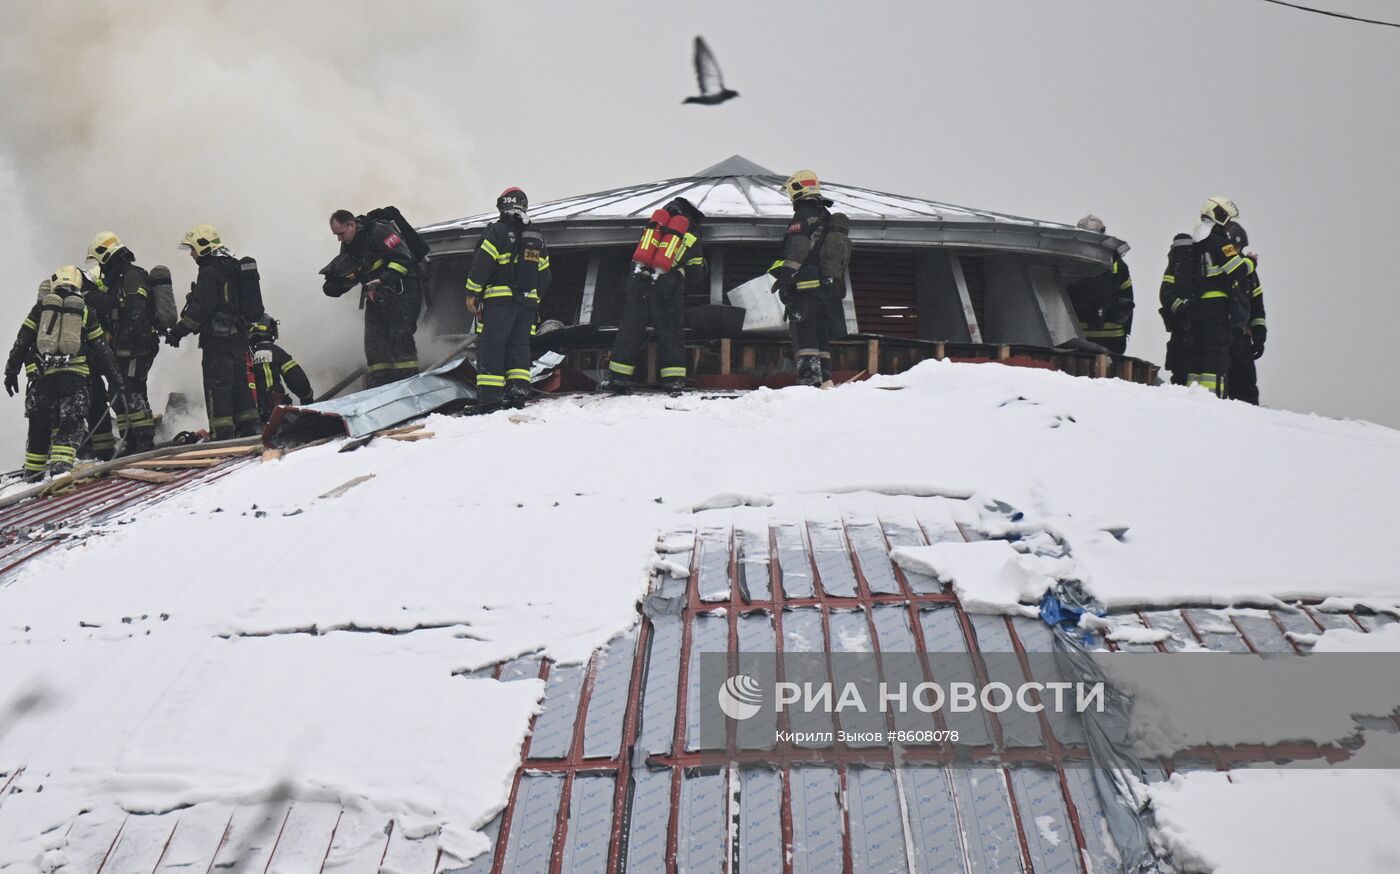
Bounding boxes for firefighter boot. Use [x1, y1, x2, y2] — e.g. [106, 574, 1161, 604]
[660, 376, 687, 394]
[796, 355, 823, 387]
[599, 371, 632, 395]
[504, 383, 530, 410]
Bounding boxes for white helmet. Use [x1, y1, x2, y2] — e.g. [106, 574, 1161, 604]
[1200, 196, 1239, 226]
[1076, 214, 1106, 234]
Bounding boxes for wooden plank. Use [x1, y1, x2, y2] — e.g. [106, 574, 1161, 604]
[112, 468, 178, 484]
[126, 458, 222, 470]
[866, 339, 880, 374]
[719, 338, 732, 376]
[1094, 354, 1111, 378]
[162, 445, 261, 460]
[934, 342, 945, 360]
[319, 474, 376, 500]
[261, 448, 286, 463]
[385, 431, 434, 443]
[380, 423, 426, 438]
[997, 344, 1012, 361]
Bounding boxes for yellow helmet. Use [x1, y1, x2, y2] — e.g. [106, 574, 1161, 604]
[1200, 196, 1239, 226]
[87, 230, 126, 265]
[783, 169, 821, 202]
[179, 223, 223, 257]
[50, 265, 86, 292]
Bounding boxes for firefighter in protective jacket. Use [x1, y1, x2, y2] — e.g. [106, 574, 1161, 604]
[1066, 215, 1134, 356]
[1224, 230, 1267, 405]
[1163, 197, 1258, 397]
[4, 267, 120, 479]
[86, 231, 159, 453]
[770, 170, 838, 387]
[602, 197, 707, 393]
[1158, 233, 1195, 386]
[248, 314, 314, 423]
[465, 188, 551, 410]
[326, 209, 423, 387]
[166, 224, 261, 439]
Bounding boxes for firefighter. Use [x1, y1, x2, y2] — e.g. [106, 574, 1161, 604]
[247, 313, 314, 423]
[464, 187, 551, 411]
[601, 197, 707, 394]
[770, 170, 837, 387]
[326, 208, 423, 387]
[1224, 233, 1267, 405]
[78, 265, 118, 461]
[165, 224, 261, 439]
[1158, 233, 1194, 386]
[86, 231, 159, 453]
[4, 267, 120, 479]
[1163, 197, 1257, 397]
[1066, 215, 1134, 356]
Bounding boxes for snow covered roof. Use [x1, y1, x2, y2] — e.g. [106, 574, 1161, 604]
[422, 154, 1086, 235]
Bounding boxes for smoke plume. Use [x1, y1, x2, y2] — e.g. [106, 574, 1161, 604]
[0, 1, 482, 456]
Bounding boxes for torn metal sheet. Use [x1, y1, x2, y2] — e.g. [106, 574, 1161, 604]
[696, 526, 731, 602]
[265, 351, 564, 443]
[774, 520, 815, 598]
[638, 615, 683, 755]
[736, 527, 772, 601]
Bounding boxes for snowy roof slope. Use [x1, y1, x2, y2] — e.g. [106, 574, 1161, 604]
[3, 364, 1400, 869]
[420, 154, 1075, 233]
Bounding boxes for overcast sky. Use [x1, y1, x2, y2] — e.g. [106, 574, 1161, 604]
[1, 0, 1396, 462]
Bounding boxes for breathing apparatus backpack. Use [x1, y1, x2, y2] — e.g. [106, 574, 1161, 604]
[148, 265, 179, 330]
[815, 213, 852, 297]
[364, 206, 431, 265]
[632, 208, 694, 273]
[235, 257, 264, 323]
[36, 290, 85, 358]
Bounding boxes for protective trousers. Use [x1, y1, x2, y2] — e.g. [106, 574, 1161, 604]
[1184, 319, 1231, 398]
[789, 289, 834, 386]
[364, 279, 422, 388]
[25, 372, 89, 472]
[1226, 331, 1259, 405]
[201, 341, 260, 440]
[113, 353, 156, 452]
[475, 297, 535, 406]
[608, 271, 687, 382]
[1095, 336, 1127, 357]
[84, 374, 116, 460]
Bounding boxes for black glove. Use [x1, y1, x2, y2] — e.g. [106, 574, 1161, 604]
[1251, 325, 1266, 360]
[108, 374, 126, 397]
[4, 371, 18, 397]
[166, 324, 191, 347]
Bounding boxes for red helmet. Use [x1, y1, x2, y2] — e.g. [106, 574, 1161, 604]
[497, 187, 528, 217]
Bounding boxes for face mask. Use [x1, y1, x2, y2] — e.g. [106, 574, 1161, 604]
[1192, 219, 1215, 243]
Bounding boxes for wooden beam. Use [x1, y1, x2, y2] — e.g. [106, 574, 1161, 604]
[997, 345, 1012, 361]
[934, 342, 945, 361]
[112, 468, 177, 484]
[866, 339, 880, 374]
[719, 338, 732, 375]
[126, 458, 222, 470]
[385, 431, 434, 443]
[160, 444, 262, 460]
[1094, 354, 1111, 378]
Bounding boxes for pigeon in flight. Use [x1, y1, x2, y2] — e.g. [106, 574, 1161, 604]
[683, 36, 739, 106]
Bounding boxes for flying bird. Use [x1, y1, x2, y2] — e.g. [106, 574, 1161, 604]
[683, 36, 739, 106]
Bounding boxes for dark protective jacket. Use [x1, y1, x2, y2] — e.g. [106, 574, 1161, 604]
[98, 253, 159, 356]
[252, 342, 314, 416]
[1165, 224, 1256, 326]
[465, 216, 553, 302]
[1158, 233, 1196, 333]
[1067, 257, 1134, 340]
[5, 296, 117, 380]
[768, 198, 832, 293]
[178, 253, 248, 348]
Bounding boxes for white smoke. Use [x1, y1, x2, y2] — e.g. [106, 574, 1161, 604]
[0, 1, 483, 458]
